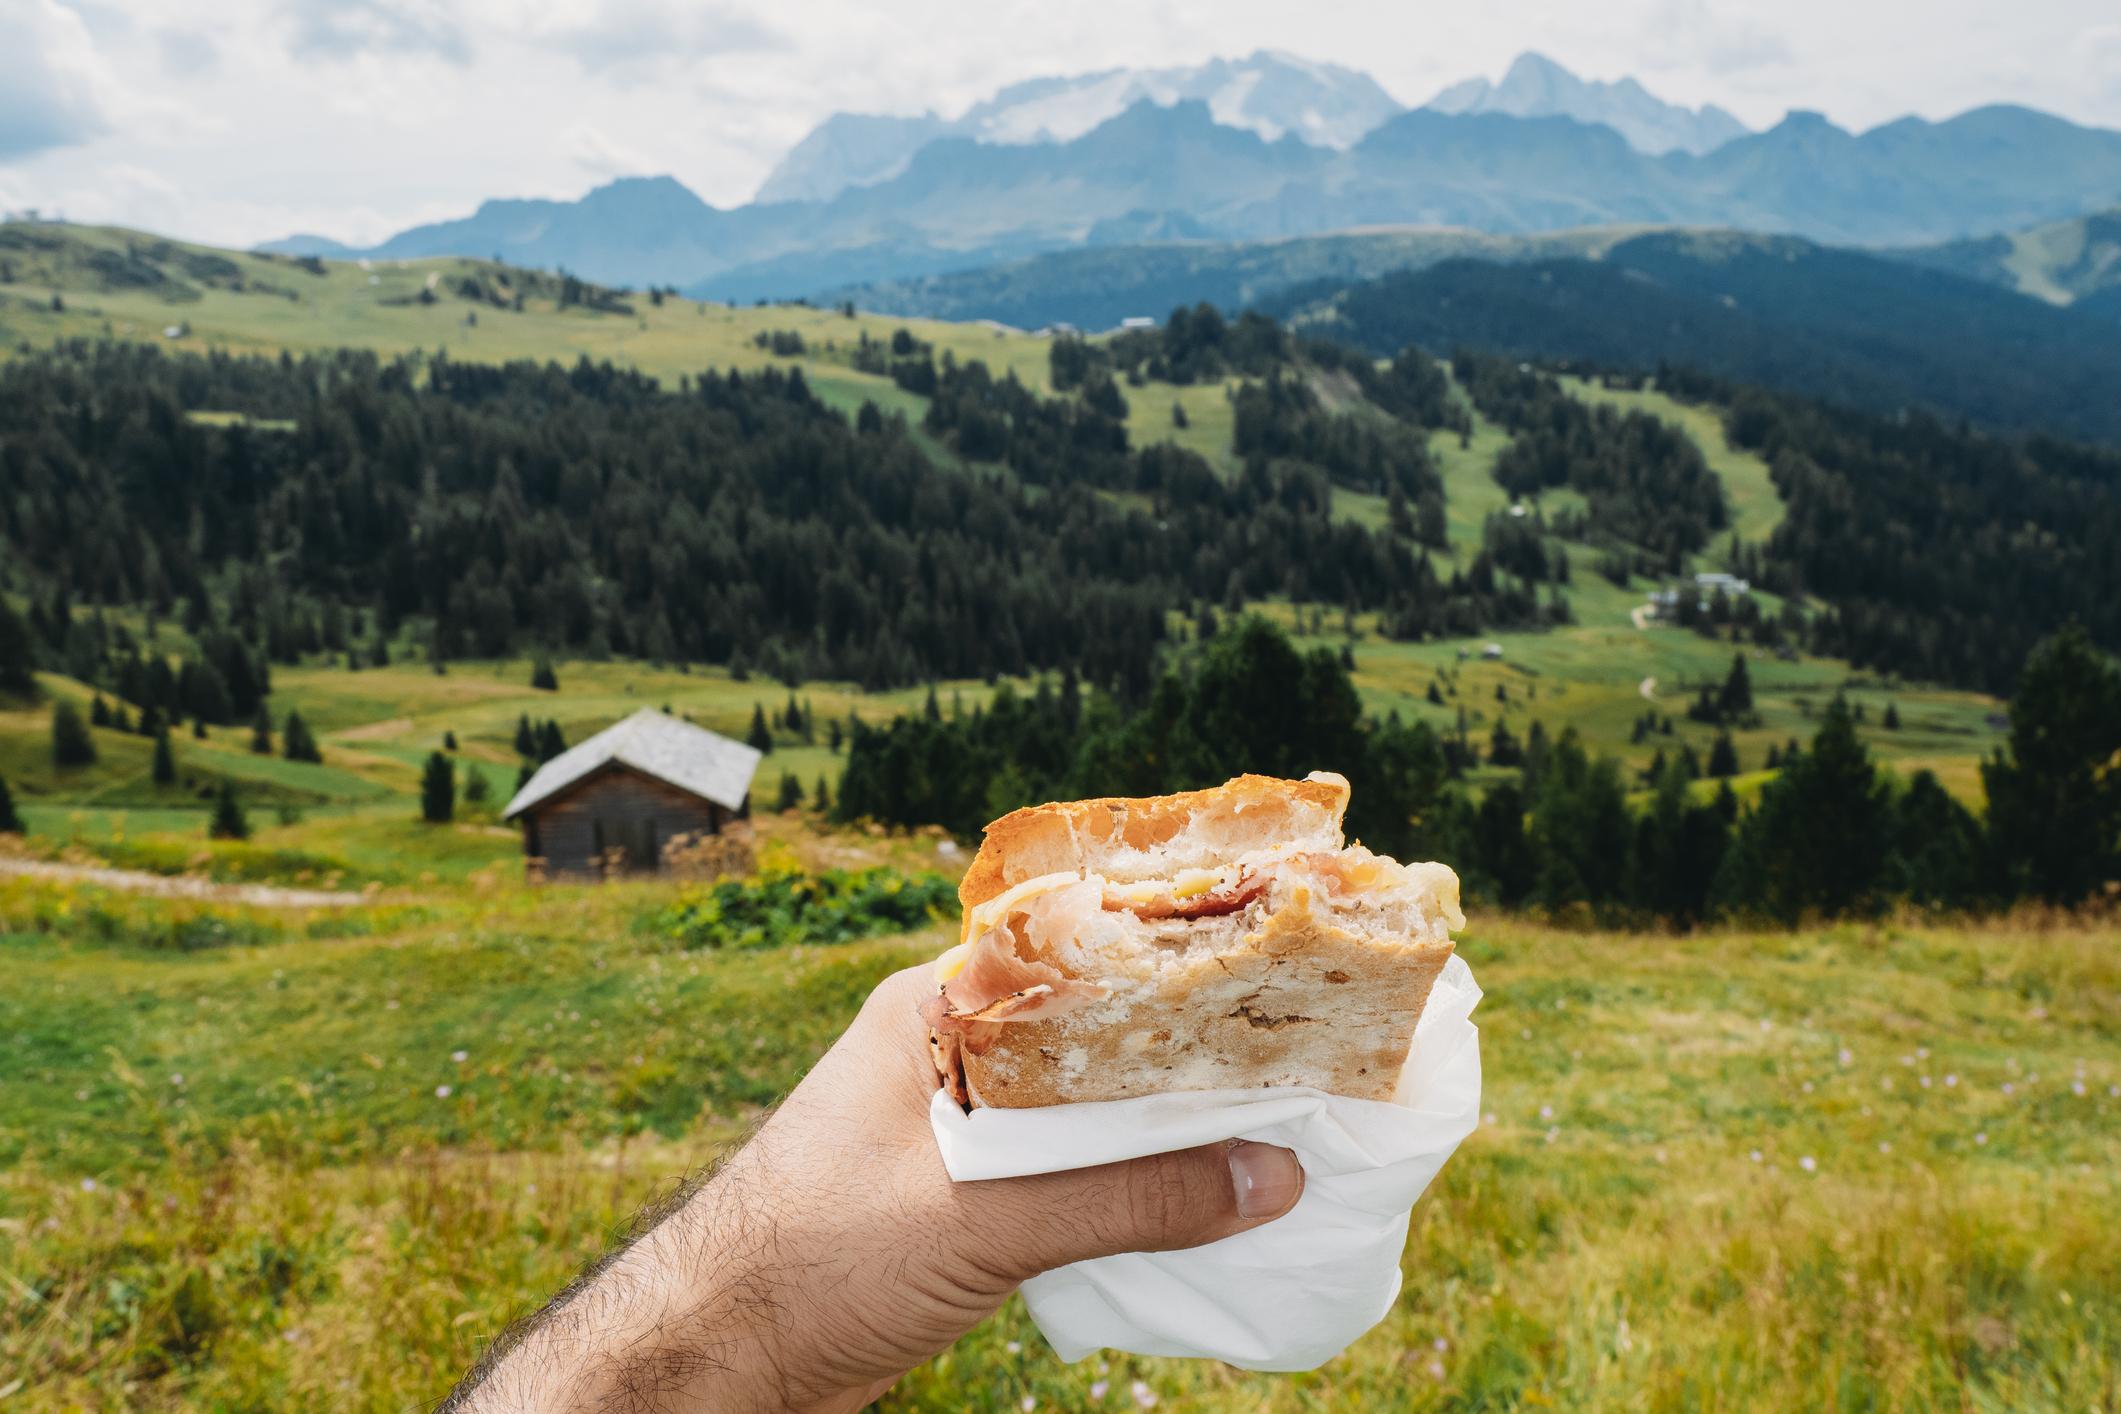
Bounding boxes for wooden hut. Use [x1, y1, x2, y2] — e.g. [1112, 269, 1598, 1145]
[502, 709, 761, 876]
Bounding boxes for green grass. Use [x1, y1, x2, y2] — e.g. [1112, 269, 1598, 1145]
[1, 870, 2112, 1409]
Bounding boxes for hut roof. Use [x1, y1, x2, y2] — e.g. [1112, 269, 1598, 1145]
[502, 708, 762, 820]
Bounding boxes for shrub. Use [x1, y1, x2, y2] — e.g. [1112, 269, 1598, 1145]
[659, 865, 954, 951]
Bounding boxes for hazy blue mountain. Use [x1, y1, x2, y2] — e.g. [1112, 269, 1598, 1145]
[272, 93, 2121, 295]
[753, 50, 1403, 206]
[754, 112, 953, 205]
[1425, 51, 1748, 155]
[1887, 206, 2121, 305]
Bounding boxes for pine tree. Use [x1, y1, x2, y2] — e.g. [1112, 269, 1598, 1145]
[250, 702, 273, 754]
[443, 729, 458, 751]
[90, 694, 111, 727]
[1882, 702, 1901, 730]
[814, 774, 831, 812]
[112, 703, 134, 733]
[52, 700, 95, 766]
[0, 775, 21, 834]
[0, 597, 34, 694]
[514, 713, 536, 757]
[208, 782, 250, 840]
[1718, 654, 1753, 719]
[776, 770, 803, 811]
[1981, 625, 2121, 906]
[828, 719, 843, 753]
[746, 703, 772, 753]
[1707, 732, 1739, 778]
[192, 717, 208, 740]
[151, 726, 176, 786]
[531, 657, 559, 691]
[282, 710, 321, 763]
[536, 719, 566, 763]
[420, 751, 455, 823]
[463, 763, 491, 805]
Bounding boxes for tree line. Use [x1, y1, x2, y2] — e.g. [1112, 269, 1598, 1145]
[837, 617, 2121, 924]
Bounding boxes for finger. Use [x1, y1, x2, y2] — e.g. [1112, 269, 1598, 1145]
[953, 1140, 1304, 1283]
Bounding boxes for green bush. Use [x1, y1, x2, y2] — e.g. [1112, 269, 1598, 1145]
[659, 866, 954, 951]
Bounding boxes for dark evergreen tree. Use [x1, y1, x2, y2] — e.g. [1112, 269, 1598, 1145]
[1981, 625, 2121, 905]
[0, 775, 21, 834]
[747, 704, 773, 753]
[463, 763, 492, 806]
[1718, 654, 1753, 719]
[151, 727, 176, 786]
[1882, 702, 1901, 730]
[514, 714, 537, 757]
[444, 730, 458, 751]
[282, 710, 321, 763]
[1714, 698, 1890, 921]
[0, 598, 34, 694]
[1889, 770, 1985, 911]
[536, 719, 566, 763]
[250, 702, 273, 754]
[1707, 732, 1739, 778]
[90, 694, 112, 727]
[776, 770, 803, 811]
[52, 700, 95, 767]
[420, 751, 455, 823]
[531, 657, 559, 691]
[814, 774, 831, 812]
[208, 782, 250, 840]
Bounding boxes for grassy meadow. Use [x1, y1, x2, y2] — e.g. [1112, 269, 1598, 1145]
[2, 859, 2114, 1410]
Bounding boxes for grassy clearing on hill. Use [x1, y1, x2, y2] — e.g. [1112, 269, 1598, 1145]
[2, 863, 2113, 1410]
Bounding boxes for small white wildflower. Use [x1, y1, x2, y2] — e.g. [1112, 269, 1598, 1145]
[1802, 1081, 1814, 1093]
[1089, 1380, 1109, 1399]
[1021, 1398, 1036, 1412]
[1920, 1075, 1932, 1089]
[1838, 1048, 1853, 1066]
[1433, 1337, 1449, 1352]
[1759, 1019, 1772, 1031]
[1006, 1341, 1021, 1355]
[1917, 1047, 1929, 1060]
[434, 1084, 453, 1098]
[386, 998, 400, 1010]
[74, 1089, 89, 1102]
[2109, 1086, 2118, 1098]
[1975, 1132, 1988, 1146]
[1901, 1055, 1914, 1067]
[79, 1177, 97, 1192]
[1538, 1104, 1553, 1121]
[1945, 1074, 1958, 1087]
[1799, 1155, 1817, 1173]
[1749, 1149, 1763, 1163]
[1878, 1141, 1891, 1154]
[170, 1074, 184, 1087]
[451, 1050, 469, 1064]
[1428, 1359, 1446, 1379]
[1131, 1380, 1158, 1409]
[2002, 1083, 2015, 1096]
[2071, 1081, 2087, 1097]
[1483, 1111, 1497, 1126]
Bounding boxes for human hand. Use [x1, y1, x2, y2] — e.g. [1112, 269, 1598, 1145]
[446, 963, 1305, 1412]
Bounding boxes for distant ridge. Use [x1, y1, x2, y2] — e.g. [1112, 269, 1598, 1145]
[264, 72, 2121, 296]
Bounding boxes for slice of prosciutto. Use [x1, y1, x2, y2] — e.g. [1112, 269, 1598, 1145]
[924, 893, 1109, 1103]
[1108, 869, 1268, 921]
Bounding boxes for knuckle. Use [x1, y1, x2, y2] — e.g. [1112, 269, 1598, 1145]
[1125, 1151, 1217, 1241]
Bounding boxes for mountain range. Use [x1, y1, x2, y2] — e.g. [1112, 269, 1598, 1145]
[1425, 52, 1747, 155]
[263, 52, 2121, 301]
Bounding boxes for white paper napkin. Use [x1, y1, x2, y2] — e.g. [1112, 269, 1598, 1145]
[928, 953, 1483, 1371]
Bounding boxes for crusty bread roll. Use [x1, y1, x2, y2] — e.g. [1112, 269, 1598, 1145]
[923, 772, 1463, 1108]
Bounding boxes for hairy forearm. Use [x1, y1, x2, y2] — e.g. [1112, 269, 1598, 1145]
[447, 1151, 801, 1413]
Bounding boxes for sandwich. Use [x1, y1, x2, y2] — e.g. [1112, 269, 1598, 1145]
[922, 772, 1463, 1109]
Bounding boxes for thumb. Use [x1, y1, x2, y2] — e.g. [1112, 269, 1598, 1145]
[959, 1141, 1304, 1282]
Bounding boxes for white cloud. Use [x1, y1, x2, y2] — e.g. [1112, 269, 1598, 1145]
[561, 122, 655, 179]
[0, 0, 113, 160]
[3, 0, 2118, 248]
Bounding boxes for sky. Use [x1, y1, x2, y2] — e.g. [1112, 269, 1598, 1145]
[3, 0, 2118, 249]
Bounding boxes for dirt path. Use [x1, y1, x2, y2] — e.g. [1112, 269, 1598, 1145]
[1630, 603, 1655, 631]
[1639, 676, 1657, 701]
[0, 857, 371, 907]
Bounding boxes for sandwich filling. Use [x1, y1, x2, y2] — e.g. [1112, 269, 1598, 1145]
[923, 845, 1461, 1104]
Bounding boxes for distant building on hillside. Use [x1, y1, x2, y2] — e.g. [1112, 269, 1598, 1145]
[1480, 642, 1505, 660]
[1650, 571, 1754, 620]
[502, 709, 760, 877]
[1117, 316, 1158, 330]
